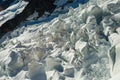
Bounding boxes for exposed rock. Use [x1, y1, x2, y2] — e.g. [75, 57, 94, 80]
[0, 0, 56, 38]
[0, 0, 16, 10]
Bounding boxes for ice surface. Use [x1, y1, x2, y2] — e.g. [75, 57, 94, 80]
[0, 0, 120, 80]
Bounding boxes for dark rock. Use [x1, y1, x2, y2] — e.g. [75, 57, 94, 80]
[0, 0, 16, 10]
[0, 0, 56, 38]
[77, 0, 89, 4]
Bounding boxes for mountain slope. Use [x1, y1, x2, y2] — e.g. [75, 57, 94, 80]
[0, 0, 120, 80]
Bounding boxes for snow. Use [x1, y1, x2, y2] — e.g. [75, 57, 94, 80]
[109, 73, 120, 80]
[0, 0, 120, 80]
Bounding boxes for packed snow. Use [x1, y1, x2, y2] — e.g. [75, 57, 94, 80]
[0, 0, 120, 80]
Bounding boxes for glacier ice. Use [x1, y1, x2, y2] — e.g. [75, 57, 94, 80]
[0, 0, 120, 80]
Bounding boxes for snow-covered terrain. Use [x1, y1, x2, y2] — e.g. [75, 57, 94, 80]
[0, 0, 120, 80]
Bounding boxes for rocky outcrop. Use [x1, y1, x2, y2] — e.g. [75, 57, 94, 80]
[0, 0, 56, 38]
[0, 0, 16, 10]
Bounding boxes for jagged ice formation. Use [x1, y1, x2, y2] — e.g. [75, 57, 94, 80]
[0, 0, 120, 80]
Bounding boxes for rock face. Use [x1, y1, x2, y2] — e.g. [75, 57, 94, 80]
[0, 0, 16, 10]
[0, 0, 56, 38]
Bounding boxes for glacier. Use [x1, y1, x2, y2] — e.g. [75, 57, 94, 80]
[0, 0, 120, 80]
